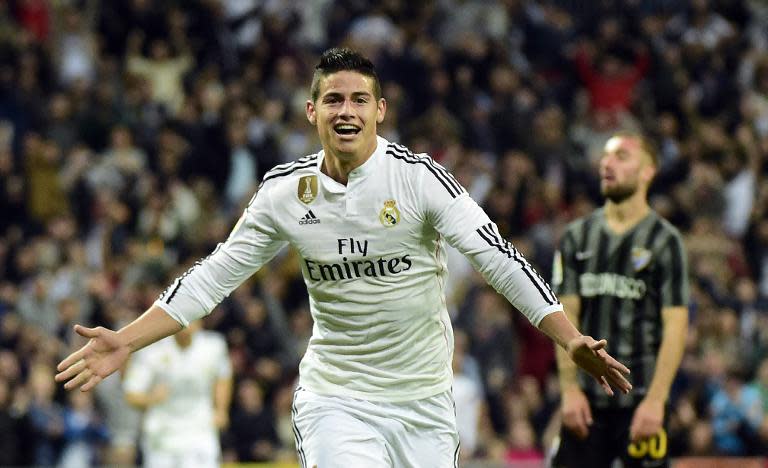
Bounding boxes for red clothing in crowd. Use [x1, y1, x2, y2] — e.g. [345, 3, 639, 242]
[574, 48, 650, 113]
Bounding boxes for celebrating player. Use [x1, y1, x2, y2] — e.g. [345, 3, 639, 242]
[57, 48, 631, 467]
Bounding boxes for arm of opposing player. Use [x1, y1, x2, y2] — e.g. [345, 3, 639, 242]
[630, 233, 689, 440]
[644, 232, 689, 404]
[629, 305, 687, 441]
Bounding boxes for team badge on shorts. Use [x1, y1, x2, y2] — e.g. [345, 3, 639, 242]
[379, 199, 400, 227]
[631, 246, 652, 271]
[298, 175, 318, 204]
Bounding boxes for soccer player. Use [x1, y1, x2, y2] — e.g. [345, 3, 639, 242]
[56, 48, 632, 467]
[123, 320, 232, 468]
[551, 132, 689, 468]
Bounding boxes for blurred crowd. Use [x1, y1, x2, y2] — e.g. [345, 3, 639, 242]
[1, 0, 768, 465]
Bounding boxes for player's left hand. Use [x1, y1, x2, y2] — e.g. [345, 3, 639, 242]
[566, 336, 632, 396]
[629, 397, 664, 442]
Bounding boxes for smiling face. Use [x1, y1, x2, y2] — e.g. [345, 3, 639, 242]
[599, 135, 656, 203]
[306, 70, 386, 164]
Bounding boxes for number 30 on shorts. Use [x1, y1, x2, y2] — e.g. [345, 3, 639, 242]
[627, 429, 668, 459]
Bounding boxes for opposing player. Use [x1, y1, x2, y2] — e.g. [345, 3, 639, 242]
[123, 321, 232, 468]
[552, 132, 689, 468]
[56, 48, 631, 467]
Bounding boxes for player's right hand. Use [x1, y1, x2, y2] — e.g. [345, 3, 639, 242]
[561, 387, 592, 439]
[566, 336, 632, 396]
[55, 325, 130, 392]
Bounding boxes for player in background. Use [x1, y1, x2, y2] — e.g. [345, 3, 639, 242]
[56, 48, 631, 468]
[123, 321, 232, 468]
[552, 132, 689, 468]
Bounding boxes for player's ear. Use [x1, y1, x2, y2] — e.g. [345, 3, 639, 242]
[306, 100, 317, 125]
[641, 164, 656, 184]
[376, 98, 387, 124]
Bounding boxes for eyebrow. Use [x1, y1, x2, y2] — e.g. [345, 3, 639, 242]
[322, 91, 373, 99]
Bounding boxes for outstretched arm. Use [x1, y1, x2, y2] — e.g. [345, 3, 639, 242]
[56, 180, 287, 393]
[55, 305, 182, 392]
[415, 156, 632, 396]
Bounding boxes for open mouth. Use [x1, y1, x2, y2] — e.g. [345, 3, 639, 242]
[334, 124, 361, 136]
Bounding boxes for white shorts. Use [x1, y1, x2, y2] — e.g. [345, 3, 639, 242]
[292, 387, 460, 468]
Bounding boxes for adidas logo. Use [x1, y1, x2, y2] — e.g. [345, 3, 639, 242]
[298, 210, 321, 225]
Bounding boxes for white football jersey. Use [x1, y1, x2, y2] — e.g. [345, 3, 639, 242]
[155, 136, 561, 402]
[123, 331, 231, 453]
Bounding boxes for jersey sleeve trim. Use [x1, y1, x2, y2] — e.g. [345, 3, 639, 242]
[475, 222, 559, 305]
[261, 155, 318, 184]
[154, 300, 190, 327]
[386, 143, 465, 198]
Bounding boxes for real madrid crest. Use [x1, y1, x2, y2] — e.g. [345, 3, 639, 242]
[379, 199, 400, 227]
[297, 175, 318, 204]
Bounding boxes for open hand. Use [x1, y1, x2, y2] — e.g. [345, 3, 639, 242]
[567, 336, 631, 396]
[55, 325, 130, 392]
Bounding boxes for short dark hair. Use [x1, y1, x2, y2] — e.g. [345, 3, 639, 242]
[611, 131, 659, 167]
[310, 48, 381, 102]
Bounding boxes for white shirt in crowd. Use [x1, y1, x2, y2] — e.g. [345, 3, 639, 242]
[123, 331, 231, 454]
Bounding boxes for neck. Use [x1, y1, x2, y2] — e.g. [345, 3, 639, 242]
[604, 193, 650, 234]
[322, 139, 378, 185]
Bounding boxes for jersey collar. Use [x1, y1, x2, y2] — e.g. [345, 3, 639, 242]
[316, 135, 388, 193]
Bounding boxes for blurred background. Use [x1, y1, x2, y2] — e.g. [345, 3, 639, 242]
[1, 0, 768, 466]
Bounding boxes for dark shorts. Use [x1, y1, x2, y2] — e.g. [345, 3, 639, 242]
[552, 406, 670, 468]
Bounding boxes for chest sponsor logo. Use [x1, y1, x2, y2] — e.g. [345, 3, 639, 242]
[304, 237, 412, 282]
[298, 175, 318, 204]
[579, 272, 647, 299]
[299, 210, 320, 225]
[379, 199, 400, 227]
[631, 246, 652, 271]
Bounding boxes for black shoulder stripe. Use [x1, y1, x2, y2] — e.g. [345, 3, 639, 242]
[262, 157, 318, 183]
[387, 149, 458, 197]
[390, 143, 464, 196]
[391, 143, 464, 191]
[270, 154, 316, 173]
[388, 144, 461, 195]
[386, 148, 462, 198]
